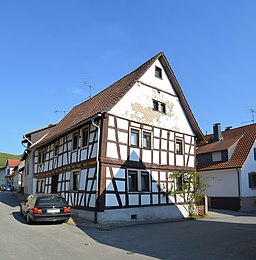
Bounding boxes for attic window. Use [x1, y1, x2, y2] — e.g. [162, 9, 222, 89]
[155, 66, 162, 79]
[153, 100, 166, 114]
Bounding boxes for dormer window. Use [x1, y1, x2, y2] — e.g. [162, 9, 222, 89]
[155, 66, 162, 79]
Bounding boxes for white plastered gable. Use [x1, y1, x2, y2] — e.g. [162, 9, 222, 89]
[108, 59, 194, 136]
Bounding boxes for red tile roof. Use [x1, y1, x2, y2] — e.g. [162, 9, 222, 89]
[197, 124, 256, 171]
[38, 52, 205, 146]
[7, 159, 20, 168]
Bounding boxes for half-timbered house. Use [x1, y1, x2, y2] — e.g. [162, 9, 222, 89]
[31, 52, 205, 223]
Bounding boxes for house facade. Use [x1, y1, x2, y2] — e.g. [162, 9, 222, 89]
[4, 159, 20, 186]
[197, 123, 256, 211]
[0, 167, 5, 187]
[29, 52, 204, 223]
[21, 124, 56, 195]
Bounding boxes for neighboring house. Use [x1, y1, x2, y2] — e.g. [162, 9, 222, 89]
[11, 161, 25, 192]
[197, 123, 256, 211]
[0, 166, 5, 187]
[4, 159, 20, 186]
[29, 52, 205, 224]
[21, 124, 56, 195]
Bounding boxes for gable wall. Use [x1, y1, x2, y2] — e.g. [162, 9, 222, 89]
[109, 60, 194, 136]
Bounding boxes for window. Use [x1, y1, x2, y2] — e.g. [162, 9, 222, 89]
[248, 172, 256, 189]
[155, 66, 162, 78]
[141, 171, 150, 191]
[152, 100, 166, 114]
[175, 139, 183, 155]
[73, 132, 79, 150]
[160, 103, 166, 113]
[54, 143, 59, 156]
[212, 152, 222, 162]
[128, 170, 150, 192]
[82, 127, 89, 147]
[38, 150, 46, 164]
[130, 129, 140, 147]
[176, 176, 183, 191]
[70, 171, 80, 190]
[254, 148, 256, 160]
[36, 179, 45, 193]
[153, 100, 159, 111]
[128, 170, 138, 192]
[143, 131, 151, 149]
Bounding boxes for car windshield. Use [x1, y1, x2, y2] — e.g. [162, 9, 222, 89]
[37, 197, 67, 207]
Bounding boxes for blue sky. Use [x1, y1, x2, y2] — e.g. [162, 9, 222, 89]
[1, 1, 256, 155]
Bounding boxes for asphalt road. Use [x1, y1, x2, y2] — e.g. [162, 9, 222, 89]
[1, 191, 256, 260]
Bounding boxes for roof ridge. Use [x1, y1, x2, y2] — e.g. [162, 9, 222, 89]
[71, 52, 163, 110]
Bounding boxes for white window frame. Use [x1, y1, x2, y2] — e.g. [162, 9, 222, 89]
[70, 171, 80, 191]
[82, 126, 89, 147]
[130, 128, 140, 148]
[36, 179, 45, 193]
[127, 169, 150, 192]
[248, 172, 256, 189]
[38, 149, 46, 164]
[142, 130, 152, 149]
[175, 138, 184, 155]
[130, 128, 153, 149]
[72, 132, 79, 150]
[54, 142, 59, 157]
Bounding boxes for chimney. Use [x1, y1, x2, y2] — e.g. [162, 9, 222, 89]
[213, 123, 223, 142]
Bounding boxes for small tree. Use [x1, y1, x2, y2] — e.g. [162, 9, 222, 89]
[167, 170, 208, 217]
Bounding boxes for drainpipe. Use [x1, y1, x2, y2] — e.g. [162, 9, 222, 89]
[236, 168, 241, 210]
[91, 114, 102, 223]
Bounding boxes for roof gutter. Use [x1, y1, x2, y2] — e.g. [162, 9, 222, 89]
[36, 113, 105, 149]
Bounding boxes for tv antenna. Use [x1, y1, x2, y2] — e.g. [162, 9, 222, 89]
[55, 110, 68, 117]
[249, 108, 256, 123]
[83, 81, 93, 100]
[243, 107, 256, 124]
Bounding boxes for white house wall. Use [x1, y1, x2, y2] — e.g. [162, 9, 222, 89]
[106, 115, 195, 168]
[199, 169, 239, 197]
[241, 140, 256, 197]
[109, 60, 194, 136]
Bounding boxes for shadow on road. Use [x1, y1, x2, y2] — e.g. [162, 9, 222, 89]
[12, 211, 27, 224]
[0, 191, 21, 207]
[5, 191, 256, 259]
[80, 219, 256, 259]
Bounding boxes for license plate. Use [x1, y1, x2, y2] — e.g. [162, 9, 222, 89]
[47, 208, 60, 213]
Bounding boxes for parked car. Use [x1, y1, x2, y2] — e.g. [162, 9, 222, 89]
[2, 184, 14, 191]
[20, 194, 71, 224]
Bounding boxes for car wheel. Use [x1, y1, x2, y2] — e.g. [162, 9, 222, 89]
[26, 212, 32, 224]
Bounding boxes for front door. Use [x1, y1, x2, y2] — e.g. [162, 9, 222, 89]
[51, 175, 58, 194]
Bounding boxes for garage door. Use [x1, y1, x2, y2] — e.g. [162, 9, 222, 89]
[209, 197, 241, 211]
